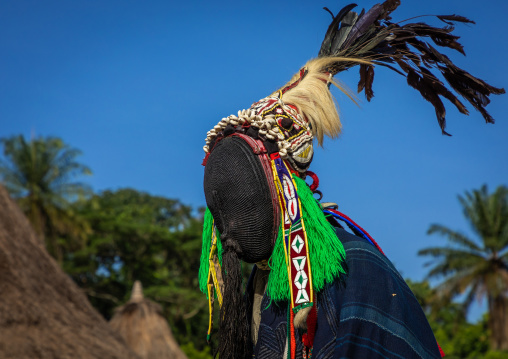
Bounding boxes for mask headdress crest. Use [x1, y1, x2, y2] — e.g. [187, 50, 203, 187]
[199, 2, 504, 358]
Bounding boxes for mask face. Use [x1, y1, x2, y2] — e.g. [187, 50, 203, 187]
[250, 96, 314, 172]
[203, 135, 280, 263]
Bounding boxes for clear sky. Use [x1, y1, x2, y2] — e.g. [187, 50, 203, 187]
[1, 0, 507, 317]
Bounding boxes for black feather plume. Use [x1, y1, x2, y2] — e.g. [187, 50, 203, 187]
[317, 2, 505, 134]
[437, 15, 475, 26]
[381, 0, 401, 20]
[358, 64, 375, 101]
[319, 4, 358, 57]
[341, 4, 384, 49]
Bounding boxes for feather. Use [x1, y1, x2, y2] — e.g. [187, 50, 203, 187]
[319, 4, 358, 57]
[358, 64, 367, 94]
[381, 0, 401, 19]
[365, 65, 375, 101]
[357, 64, 375, 101]
[406, 69, 450, 135]
[342, 4, 384, 49]
[419, 67, 469, 115]
[323, 7, 335, 20]
[372, 60, 405, 76]
[441, 68, 504, 124]
[403, 23, 466, 55]
[335, 3, 358, 24]
[311, 2, 505, 135]
[437, 15, 475, 26]
[330, 11, 359, 54]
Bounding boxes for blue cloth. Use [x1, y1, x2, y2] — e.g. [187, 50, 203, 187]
[247, 228, 441, 359]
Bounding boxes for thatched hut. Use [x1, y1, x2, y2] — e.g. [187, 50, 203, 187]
[0, 185, 139, 358]
[110, 281, 188, 359]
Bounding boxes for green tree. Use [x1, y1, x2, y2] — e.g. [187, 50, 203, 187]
[407, 279, 489, 357]
[418, 185, 508, 351]
[67, 189, 210, 349]
[0, 135, 92, 263]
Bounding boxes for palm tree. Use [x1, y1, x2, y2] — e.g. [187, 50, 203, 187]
[419, 185, 508, 351]
[0, 135, 92, 263]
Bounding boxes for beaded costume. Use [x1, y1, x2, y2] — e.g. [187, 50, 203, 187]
[199, 1, 504, 358]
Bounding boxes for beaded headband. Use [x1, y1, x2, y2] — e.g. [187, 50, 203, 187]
[204, 68, 315, 173]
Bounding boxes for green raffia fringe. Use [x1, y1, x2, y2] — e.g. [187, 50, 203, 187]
[199, 175, 346, 302]
[198, 208, 223, 295]
[266, 175, 347, 302]
[265, 222, 286, 302]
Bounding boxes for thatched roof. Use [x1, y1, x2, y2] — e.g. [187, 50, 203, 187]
[110, 281, 188, 359]
[0, 185, 140, 359]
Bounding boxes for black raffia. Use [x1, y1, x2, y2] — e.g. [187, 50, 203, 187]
[217, 238, 251, 359]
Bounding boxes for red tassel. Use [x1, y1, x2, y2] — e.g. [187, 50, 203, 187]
[290, 310, 296, 359]
[302, 333, 309, 347]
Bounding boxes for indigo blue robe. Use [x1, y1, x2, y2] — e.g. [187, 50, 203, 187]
[247, 228, 442, 359]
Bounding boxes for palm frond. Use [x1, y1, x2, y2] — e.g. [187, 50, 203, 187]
[421, 185, 508, 328]
[427, 224, 482, 252]
[458, 186, 508, 252]
[434, 267, 483, 297]
[418, 246, 484, 260]
[0, 135, 92, 260]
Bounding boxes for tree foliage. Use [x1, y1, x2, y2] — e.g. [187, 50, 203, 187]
[0, 135, 91, 262]
[66, 188, 210, 350]
[407, 278, 491, 358]
[418, 185, 508, 351]
[5, 136, 508, 357]
[0, 135, 212, 353]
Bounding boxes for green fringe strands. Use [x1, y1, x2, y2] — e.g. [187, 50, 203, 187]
[198, 208, 213, 294]
[293, 175, 347, 290]
[266, 224, 289, 302]
[201, 175, 346, 303]
[266, 175, 347, 302]
[198, 208, 223, 295]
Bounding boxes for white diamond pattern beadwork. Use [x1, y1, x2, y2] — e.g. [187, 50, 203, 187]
[295, 289, 310, 304]
[292, 256, 306, 271]
[291, 235, 304, 254]
[294, 271, 308, 290]
[292, 256, 310, 303]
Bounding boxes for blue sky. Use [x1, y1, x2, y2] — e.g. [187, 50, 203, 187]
[1, 0, 507, 318]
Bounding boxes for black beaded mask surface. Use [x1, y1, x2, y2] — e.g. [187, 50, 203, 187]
[204, 135, 279, 263]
